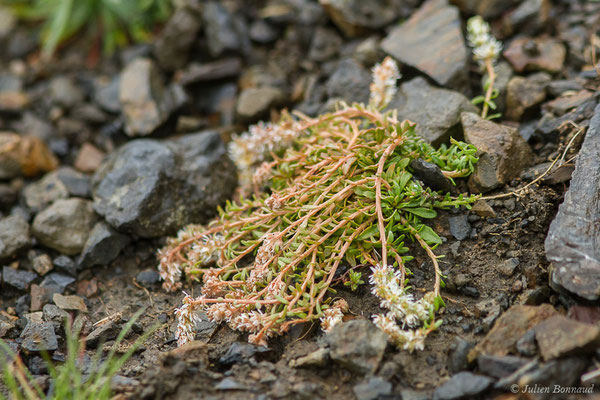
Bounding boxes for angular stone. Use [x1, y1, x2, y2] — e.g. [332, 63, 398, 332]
[469, 304, 558, 361]
[30, 284, 51, 311]
[448, 215, 470, 241]
[494, 357, 588, 392]
[0, 133, 58, 179]
[502, 0, 551, 37]
[324, 319, 388, 375]
[202, 1, 249, 57]
[119, 58, 187, 137]
[74, 143, 105, 173]
[353, 376, 392, 400]
[308, 27, 342, 62]
[477, 355, 528, 379]
[410, 159, 456, 193]
[451, 0, 521, 19]
[79, 222, 130, 268]
[40, 273, 76, 295]
[0, 91, 29, 112]
[534, 315, 600, 361]
[92, 131, 236, 238]
[236, 87, 284, 122]
[20, 321, 58, 352]
[496, 258, 519, 277]
[32, 254, 53, 276]
[389, 77, 477, 146]
[53, 293, 87, 312]
[49, 76, 84, 109]
[154, 7, 201, 71]
[543, 90, 594, 116]
[23, 171, 69, 212]
[545, 104, 600, 300]
[0, 214, 30, 260]
[505, 74, 549, 121]
[177, 58, 242, 86]
[32, 198, 98, 255]
[462, 112, 533, 192]
[2, 266, 36, 291]
[325, 59, 371, 105]
[433, 372, 493, 400]
[382, 0, 468, 90]
[504, 37, 566, 74]
[321, 0, 400, 37]
[471, 200, 496, 218]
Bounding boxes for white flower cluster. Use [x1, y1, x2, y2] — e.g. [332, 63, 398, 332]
[247, 232, 282, 289]
[228, 121, 300, 192]
[174, 293, 201, 347]
[320, 299, 349, 333]
[158, 226, 224, 292]
[466, 16, 502, 65]
[369, 264, 435, 352]
[369, 56, 400, 109]
[265, 193, 283, 210]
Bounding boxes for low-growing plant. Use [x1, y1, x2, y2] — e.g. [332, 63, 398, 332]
[6, 0, 172, 58]
[0, 310, 155, 400]
[467, 15, 503, 120]
[158, 58, 479, 351]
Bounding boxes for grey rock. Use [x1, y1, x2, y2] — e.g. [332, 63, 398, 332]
[20, 321, 58, 352]
[503, 0, 551, 37]
[0, 183, 17, 210]
[534, 315, 600, 361]
[546, 79, 584, 98]
[119, 58, 188, 137]
[497, 258, 520, 277]
[448, 215, 470, 241]
[324, 319, 388, 375]
[433, 372, 493, 400]
[40, 273, 75, 295]
[353, 377, 392, 400]
[505, 73, 549, 121]
[289, 348, 330, 368]
[249, 19, 278, 44]
[516, 329, 537, 356]
[55, 167, 90, 198]
[154, 7, 201, 71]
[2, 266, 36, 291]
[477, 355, 528, 379]
[381, 0, 468, 90]
[452, 0, 521, 18]
[325, 59, 371, 105]
[389, 77, 477, 146]
[462, 112, 533, 192]
[218, 342, 269, 367]
[135, 269, 160, 286]
[23, 171, 69, 212]
[215, 378, 246, 391]
[321, 0, 401, 37]
[177, 58, 242, 86]
[447, 337, 474, 374]
[0, 214, 30, 260]
[543, 90, 594, 116]
[545, 104, 600, 300]
[236, 87, 284, 122]
[32, 198, 98, 255]
[202, 1, 249, 57]
[410, 159, 457, 194]
[86, 320, 118, 347]
[42, 304, 69, 323]
[52, 255, 77, 276]
[49, 76, 84, 109]
[79, 221, 130, 268]
[92, 131, 236, 238]
[94, 76, 121, 113]
[308, 27, 342, 62]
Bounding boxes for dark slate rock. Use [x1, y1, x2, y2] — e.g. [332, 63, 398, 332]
[433, 372, 493, 400]
[389, 77, 477, 146]
[381, 0, 468, 91]
[52, 255, 78, 276]
[154, 7, 201, 71]
[55, 167, 91, 198]
[0, 183, 18, 210]
[202, 1, 249, 57]
[23, 171, 69, 212]
[324, 319, 388, 375]
[94, 76, 121, 114]
[353, 376, 393, 400]
[545, 104, 600, 300]
[135, 269, 161, 286]
[249, 19, 278, 44]
[447, 337, 474, 374]
[410, 159, 456, 193]
[40, 273, 76, 295]
[49, 76, 84, 109]
[79, 222, 130, 268]
[92, 131, 237, 238]
[448, 215, 471, 241]
[20, 321, 58, 352]
[32, 198, 98, 255]
[477, 355, 528, 379]
[2, 266, 36, 291]
[325, 59, 371, 105]
[218, 342, 270, 367]
[308, 27, 342, 62]
[177, 58, 242, 86]
[0, 214, 30, 260]
[320, 0, 402, 37]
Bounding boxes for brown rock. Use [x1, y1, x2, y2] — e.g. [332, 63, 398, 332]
[505, 74, 549, 121]
[462, 112, 533, 192]
[74, 143, 105, 173]
[0, 91, 29, 111]
[236, 87, 284, 121]
[542, 90, 594, 116]
[451, 0, 521, 19]
[534, 315, 600, 361]
[381, 0, 468, 90]
[32, 254, 53, 276]
[0, 133, 58, 179]
[471, 200, 496, 218]
[53, 293, 88, 312]
[503, 37, 566, 73]
[30, 284, 51, 312]
[76, 278, 99, 298]
[468, 304, 558, 362]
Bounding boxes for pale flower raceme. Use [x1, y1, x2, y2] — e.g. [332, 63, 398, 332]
[369, 56, 401, 109]
[466, 16, 502, 66]
[175, 293, 201, 347]
[320, 299, 349, 333]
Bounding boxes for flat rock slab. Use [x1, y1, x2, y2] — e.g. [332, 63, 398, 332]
[545, 104, 600, 300]
[534, 315, 600, 361]
[503, 36, 566, 73]
[381, 0, 468, 90]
